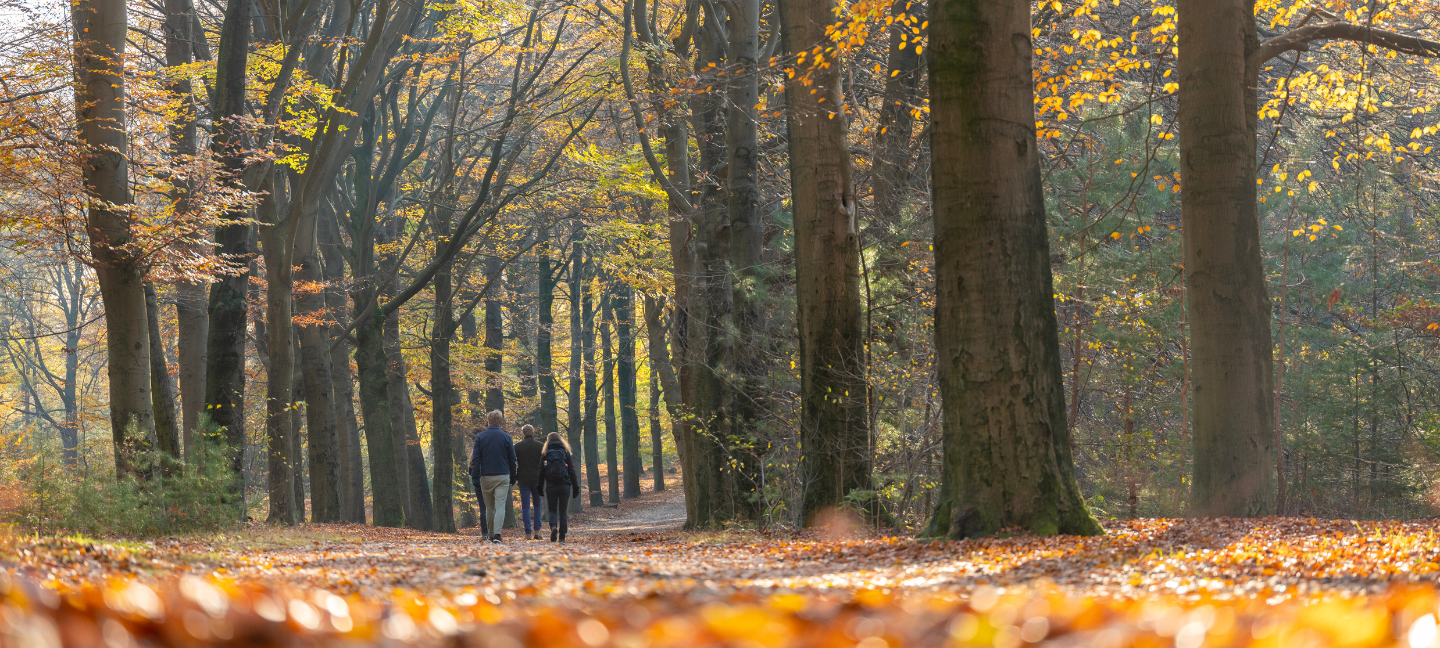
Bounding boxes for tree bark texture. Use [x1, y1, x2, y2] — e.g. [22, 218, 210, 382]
[146, 283, 181, 464]
[925, 0, 1102, 538]
[781, 0, 870, 524]
[258, 173, 298, 526]
[616, 285, 642, 499]
[323, 209, 367, 523]
[431, 202, 458, 533]
[355, 304, 405, 526]
[567, 238, 586, 513]
[583, 280, 603, 506]
[538, 230, 560, 439]
[602, 291, 620, 504]
[204, 0, 253, 482]
[73, 0, 157, 477]
[162, 0, 207, 461]
[1177, 0, 1276, 517]
[297, 213, 342, 523]
[484, 256, 505, 413]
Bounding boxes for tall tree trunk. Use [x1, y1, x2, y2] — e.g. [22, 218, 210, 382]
[781, 0, 870, 524]
[1177, 0, 1276, 517]
[385, 292, 434, 531]
[291, 342, 307, 520]
[355, 304, 404, 526]
[511, 262, 536, 418]
[602, 290, 619, 504]
[925, 0, 1102, 538]
[617, 284, 642, 499]
[258, 173, 298, 526]
[298, 212, 342, 523]
[458, 309, 481, 527]
[431, 202, 457, 533]
[484, 256, 505, 412]
[163, 0, 207, 461]
[648, 327, 664, 492]
[205, 0, 253, 485]
[725, 0, 765, 519]
[538, 228, 560, 438]
[583, 277, 603, 506]
[146, 283, 181, 465]
[686, 6, 733, 525]
[567, 237, 585, 513]
[323, 208, 366, 523]
[74, 0, 157, 478]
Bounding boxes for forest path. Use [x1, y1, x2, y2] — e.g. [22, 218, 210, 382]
[568, 483, 687, 536]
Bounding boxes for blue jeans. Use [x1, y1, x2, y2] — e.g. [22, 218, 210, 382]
[517, 484, 542, 534]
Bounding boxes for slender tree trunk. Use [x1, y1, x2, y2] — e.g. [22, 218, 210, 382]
[511, 262, 536, 417]
[1177, 0, 1276, 517]
[163, 0, 207, 461]
[583, 278, 603, 506]
[74, 0, 156, 478]
[484, 256, 505, 412]
[647, 306, 665, 492]
[567, 237, 585, 513]
[298, 213, 342, 523]
[781, 0, 870, 524]
[146, 283, 181, 464]
[258, 174, 298, 526]
[602, 290, 620, 504]
[538, 228, 560, 438]
[617, 284, 642, 498]
[385, 293, 433, 531]
[291, 343, 307, 520]
[431, 203, 457, 533]
[205, 0, 253, 484]
[925, 0, 1101, 538]
[323, 209, 366, 523]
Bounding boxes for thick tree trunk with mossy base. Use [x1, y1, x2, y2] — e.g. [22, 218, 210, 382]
[925, 0, 1102, 539]
[781, 0, 871, 525]
[1176, 0, 1276, 518]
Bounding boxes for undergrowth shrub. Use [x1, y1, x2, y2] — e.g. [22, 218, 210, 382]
[6, 421, 241, 537]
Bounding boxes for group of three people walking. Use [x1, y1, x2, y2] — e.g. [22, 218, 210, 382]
[468, 410, 581, 543]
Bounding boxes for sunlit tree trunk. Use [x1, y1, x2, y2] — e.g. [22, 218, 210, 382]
[73, 0, 157, 478]
[1177, 0, 1275, 517]
[925, 0, 1101, 538]
[781, 0, 869, 524]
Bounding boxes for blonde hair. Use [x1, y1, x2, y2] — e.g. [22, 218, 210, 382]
[545, 432, 571, 453]
[487, 410, 505, 427]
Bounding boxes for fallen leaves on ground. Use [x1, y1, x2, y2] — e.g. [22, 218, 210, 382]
[4, 493, 1440, 647]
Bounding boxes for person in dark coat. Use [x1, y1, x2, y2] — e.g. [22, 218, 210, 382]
[536, 432, 581, 542]
[513, 425, 545, 540]
[469, 410, 517, 543]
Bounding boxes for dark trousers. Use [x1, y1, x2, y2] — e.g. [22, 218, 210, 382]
[517, 485, 542, 534]
[546, 487, 570, 539]
[473, 484, 489, 536]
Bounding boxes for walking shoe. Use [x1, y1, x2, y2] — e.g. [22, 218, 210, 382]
[550, 528, 558, 542]
[532, 533, 542, 540]
[491, 534, 502, 543]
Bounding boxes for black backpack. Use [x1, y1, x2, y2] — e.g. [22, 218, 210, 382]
[543, 447, 570, 484]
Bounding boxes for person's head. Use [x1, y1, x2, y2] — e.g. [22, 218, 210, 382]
[521, 424, 535, 438]
[487, 410, 504, 428]
[546, 432, 571, 453]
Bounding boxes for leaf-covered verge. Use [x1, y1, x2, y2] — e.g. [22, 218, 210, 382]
[5, 496, 1440, 648]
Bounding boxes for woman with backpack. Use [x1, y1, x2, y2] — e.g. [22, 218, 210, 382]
[536, 432, 581, 542]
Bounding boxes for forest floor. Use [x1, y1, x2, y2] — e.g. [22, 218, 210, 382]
[5, 485, 1440, 647]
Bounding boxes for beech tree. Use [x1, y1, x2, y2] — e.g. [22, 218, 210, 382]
[925, 0, 1102, 537]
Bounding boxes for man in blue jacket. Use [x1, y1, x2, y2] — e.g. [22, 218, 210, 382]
[469, 410, 517, 543]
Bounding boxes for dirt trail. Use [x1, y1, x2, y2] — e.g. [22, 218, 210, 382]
[567, 484, 686, 536]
